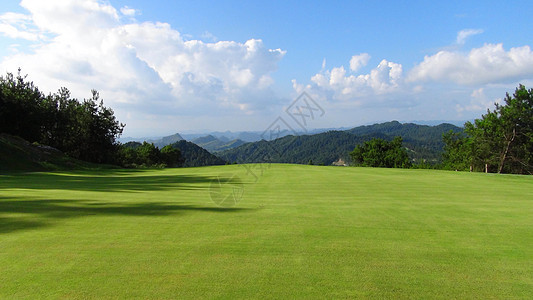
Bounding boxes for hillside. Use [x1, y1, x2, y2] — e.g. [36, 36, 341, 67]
[151, 133, 184, 148]
[192, 135, 246, 152]
[219, 131, 383, 165]
[347, 121, 462, 160]
[169, 140, 227, 167]
[0, 133, 104, 172]
[219, 121, 463, 165]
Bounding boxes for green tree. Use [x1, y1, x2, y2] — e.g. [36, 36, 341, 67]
[443, 85, 533, 174]
[136, 142, 161, 166]
[0, 70, 125, 165]
[0, 70, 45, 142]
[350, 136, 411, 168]
[161, 145, 182, 167]
[442, 131, 473, 171]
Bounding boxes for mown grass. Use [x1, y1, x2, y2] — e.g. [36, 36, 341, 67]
[0, 164, 532, 298]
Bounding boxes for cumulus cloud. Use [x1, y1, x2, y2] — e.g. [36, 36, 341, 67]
[456, 28, 483, 45]
[297, 56, 403, 102]
[0, 12, 41, 41]
[349, 53, 370, 72]
[120, 6, 138, 17]
[0, 0, 286, 127]
[456, 88, 501, 113]
[408, 43, 533, 85]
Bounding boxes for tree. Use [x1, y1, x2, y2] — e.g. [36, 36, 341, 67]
[350, 136, 411, 168]
[0, 70, 125, 165]
[161, 145, 183, 167]
[443, 85, 533, 174]
[442, 131, 473, 171]
[0, 70, 45, 142]
[136, 142, 161, 166]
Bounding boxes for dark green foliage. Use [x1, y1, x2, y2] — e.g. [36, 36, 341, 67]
[0, 71, 124, 165]
[0, 71, 45, 143]
[0, 133, 109, 172]
[441, 131, 473, 171]
[219, 123, 461, 166]
[135, 142, 161, 166]
[160, 145, 183, 167]
[350, 137, 411, 168]
[219, 131, 373, 165]
[347, 121, 463, 163]
[168, 140, 226, 167]
[443, 85, 533, 174]
[117, 142, 183, 168]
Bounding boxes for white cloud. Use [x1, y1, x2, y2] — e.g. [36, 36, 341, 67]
[408, 43, 533, 85]
[301, 57, 403, 102]
[0, 12, 41, 41]
[349, 53, 370, 72]
[0, 0, 286, 134]
[456, 88, 501, 113]
[120, 6, 137, 17]
[456, 28, 483, 45]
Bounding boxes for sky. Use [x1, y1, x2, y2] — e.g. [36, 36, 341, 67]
[1, 0, 533, 137]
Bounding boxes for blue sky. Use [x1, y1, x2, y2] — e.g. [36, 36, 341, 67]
[1, 0, 533, 136]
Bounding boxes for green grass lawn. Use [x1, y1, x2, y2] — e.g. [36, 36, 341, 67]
[1, 164, 532, 298]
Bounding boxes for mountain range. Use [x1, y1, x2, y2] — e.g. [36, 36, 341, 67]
[123, 121, 464, 167]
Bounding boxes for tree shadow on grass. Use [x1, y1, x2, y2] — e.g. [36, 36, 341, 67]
[0, 196, 250, 234]
[0, 170, 236, 193]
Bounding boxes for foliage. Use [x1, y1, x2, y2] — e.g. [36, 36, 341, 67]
[220, 123, 462, 166]
[443, 85, 533, 174]
[117, 142, 183, 168]
[168, 140, 226, 167]
[441, 131, 473, 171]
[0, 70, 124, 164]
[350, 136, 411, 168]
[347, 121, 463, 162]
[160, 145, 183, 167]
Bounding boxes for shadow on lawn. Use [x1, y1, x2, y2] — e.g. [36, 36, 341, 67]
[0, 196, 249, 234]
[0, 170, 225, 192]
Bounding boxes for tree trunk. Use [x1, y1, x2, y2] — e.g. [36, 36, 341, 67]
[498, 128, 516, 174]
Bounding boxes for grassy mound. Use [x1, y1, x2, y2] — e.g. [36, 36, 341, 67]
[0, 133, 111, 172]
[0, 165, 532, 298]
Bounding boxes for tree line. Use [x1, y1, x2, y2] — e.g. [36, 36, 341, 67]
[351, 85, 533, 174]
[442, 85, 533, 174]
[0, 70, 182, 168]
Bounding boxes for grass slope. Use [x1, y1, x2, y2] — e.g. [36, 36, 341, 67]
[0, 133, 106, 172]
[1, 165, 532, 298]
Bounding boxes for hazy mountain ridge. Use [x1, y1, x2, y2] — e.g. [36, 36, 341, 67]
[192, 135, 246, 153]
[219, 121, 463, 165]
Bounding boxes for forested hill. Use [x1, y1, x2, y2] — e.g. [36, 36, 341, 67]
[191, 135, 246, 152]
[347, 121, 463, 162]
[218, 121, 463, 165]
[347, 121, 460, 144]
[219, 131, 384, 165]
[169, 140, 226, 167]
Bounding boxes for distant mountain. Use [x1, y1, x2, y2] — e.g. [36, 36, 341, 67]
[218, 121, 463, 165]
[347, 121, 463, 161]
[182, 130, 294, 143]
[192, 135, 247, 153]
[120, 133, 184, 149]
[151, 133, 183, 148]
[219, 131, 382, 165]
[169, 140, 226, 167]
[192, 135, 218, 145]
